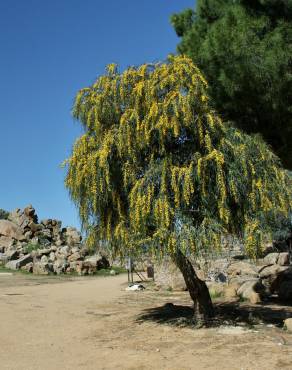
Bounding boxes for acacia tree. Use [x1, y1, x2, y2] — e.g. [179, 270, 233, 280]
[64, 56, 291, 323]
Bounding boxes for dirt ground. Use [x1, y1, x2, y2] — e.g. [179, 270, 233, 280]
[1, 272, 292, 370]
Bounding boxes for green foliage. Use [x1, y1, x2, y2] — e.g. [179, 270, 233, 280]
[209, 288, 223, 299]
[271, 212, 292, 241]
[93, 266, 126, 276]
[23, 243, 41, 254]
[64, 56, 291, 260]
[0, 208, 9, 220]
[171, 0, 292, 169]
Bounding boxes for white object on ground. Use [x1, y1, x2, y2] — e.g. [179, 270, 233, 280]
[125, 283, 145, 291]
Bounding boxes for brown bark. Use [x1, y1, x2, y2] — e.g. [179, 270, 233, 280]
[172, 249, 214, 324]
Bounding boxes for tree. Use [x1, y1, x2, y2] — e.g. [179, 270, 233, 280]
[64, 55, 291, 324]
[171, 0, 292, 169]
[0, 208, 9, 220]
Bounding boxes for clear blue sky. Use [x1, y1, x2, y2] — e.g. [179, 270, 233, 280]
[0, 0, 195, 228]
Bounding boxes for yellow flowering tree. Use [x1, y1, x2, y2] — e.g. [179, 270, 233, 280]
[64, 55, 291, 323]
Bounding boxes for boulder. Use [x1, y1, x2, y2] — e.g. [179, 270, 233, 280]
[0, 253, 9, 265]
[21, 262, 33, 273]
[36, 248, 51, 256]
[58, 245, 70, 256]
[0, 220, 25, 241]
[40, 255, 48, 264]
[229, 275, 257, 286]
[24, 205, 37, 220]
[259, 264, 289, 293]
[78, 261, 96, 275]
[39, 229, 52, 239]
[237, 279, 266, 304]
[4, 248, 19, 260]
[258, 264, 288, 279]
[71, 246, 80, 254]
[8, 205, 37, 229]
[55, 238, 63, 247]
[28, 222, 42, 233]
[0, 235, 14, 250]
[206, 258, 228, 282]
[49, 251, 56, 262]
[24, 230, 33, 240]
[263, 253, 279, 265]
[278, 252, 290, 266]
[84, 254, 109, 270]
[227, 261, 258, 278]
[33, 262, 51, 275]
[5, 254, 32, 270]
[79, 247, 89, 258]
[284, 318, 292, 333]
[65, 227, 82, 246]
[53, 259, 68, 274]
[40, 219, 51, 227]
[69, 261, 78, 271]
[223, 284, 240, 300]
[68, 252, 81, 262]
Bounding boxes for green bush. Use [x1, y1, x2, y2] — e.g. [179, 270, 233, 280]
[23, 243, 41, 254]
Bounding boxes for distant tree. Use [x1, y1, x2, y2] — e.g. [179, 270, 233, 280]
[64, 56, 291, 324]
[171, 0, 292, 169]
[0, 208, 9, 220]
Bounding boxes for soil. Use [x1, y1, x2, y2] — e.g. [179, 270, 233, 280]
[1, 272, 292, 370]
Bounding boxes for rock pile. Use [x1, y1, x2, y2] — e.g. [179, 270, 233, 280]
[0, 205, 109, 275]
[155, 251, 292, 304]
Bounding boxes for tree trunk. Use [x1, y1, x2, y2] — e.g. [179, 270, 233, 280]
[171, 249, 214, 325]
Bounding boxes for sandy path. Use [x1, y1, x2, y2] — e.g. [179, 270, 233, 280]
[0, 275, 127, 370]
[1, 274, 292, 370]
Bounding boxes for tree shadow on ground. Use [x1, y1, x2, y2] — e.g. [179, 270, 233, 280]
[137, 300, 292, 328]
